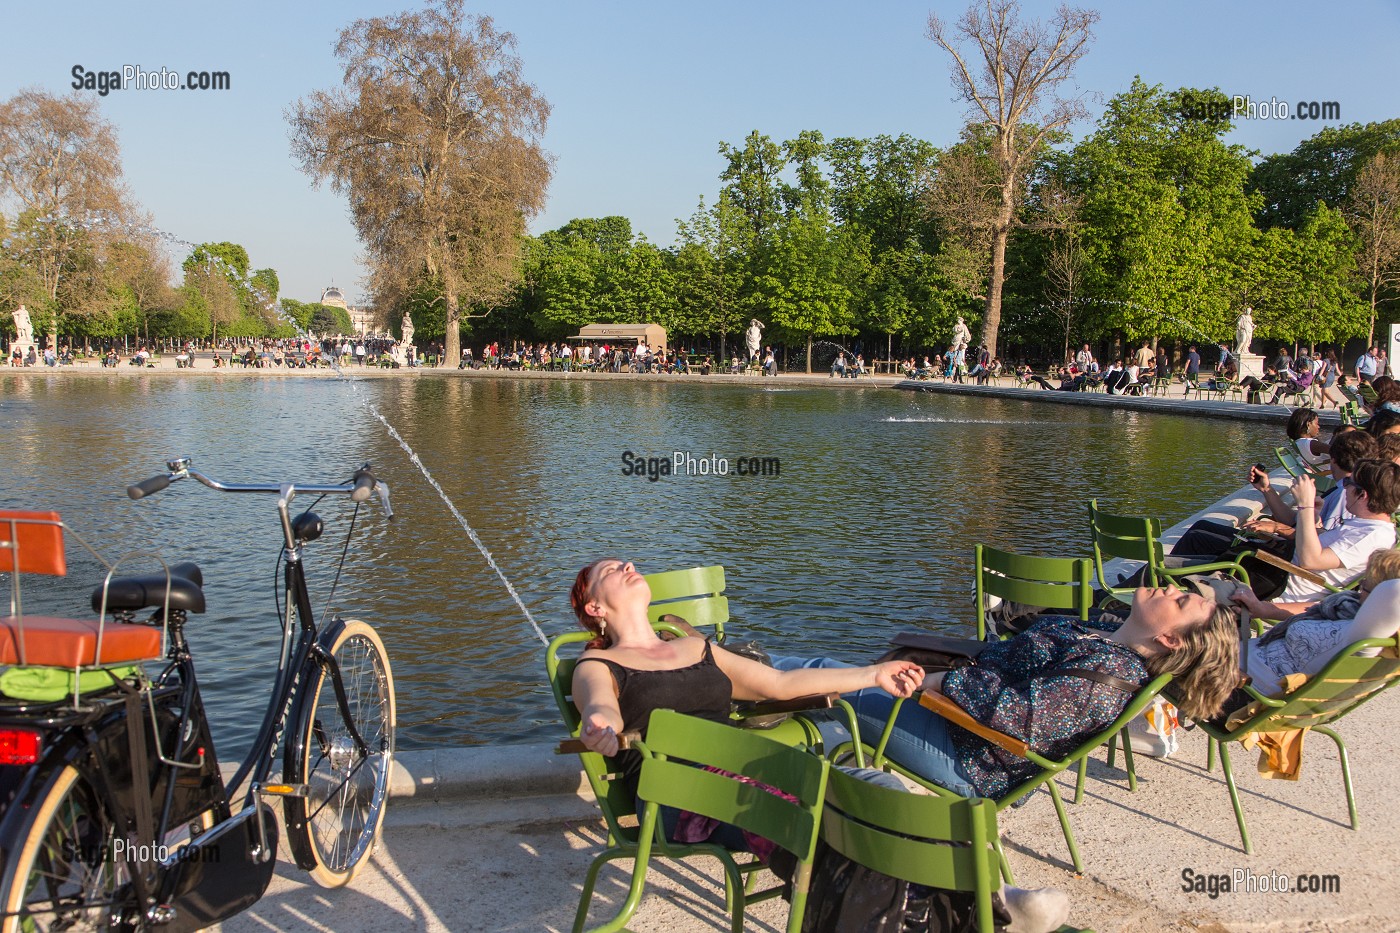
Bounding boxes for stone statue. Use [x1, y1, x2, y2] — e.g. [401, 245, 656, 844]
[401, 311, 415, 346]
[745, 319, 765, 361]
[12, 305, 33, 346]
[1235, 306, 1254, 359]
[951, 316, 971, 354]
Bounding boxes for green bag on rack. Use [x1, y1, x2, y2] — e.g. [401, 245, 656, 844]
[0, 664, 141, 702]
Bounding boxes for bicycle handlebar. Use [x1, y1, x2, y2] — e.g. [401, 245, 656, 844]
[127, 474, 172, 500]
[126, 458, 393, 518]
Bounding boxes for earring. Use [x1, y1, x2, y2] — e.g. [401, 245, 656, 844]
[598, 617, 607, 639]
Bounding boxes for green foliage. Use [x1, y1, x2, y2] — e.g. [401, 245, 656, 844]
[1250, 120, 1400, 230]
[310, 305, 354, 335]
[1070, 79, 1259, 343]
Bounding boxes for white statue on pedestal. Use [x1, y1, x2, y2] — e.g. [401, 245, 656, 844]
[1235, 306, 1254, 360]
[392, 312, 415, 367]
[745, 319, 765, 362]
[951, 316, 971, 355]
[10, 305, 36, 360]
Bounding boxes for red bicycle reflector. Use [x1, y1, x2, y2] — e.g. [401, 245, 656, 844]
[0, 729, 42, 765]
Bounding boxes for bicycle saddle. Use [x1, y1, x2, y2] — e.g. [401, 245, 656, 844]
[91, 562, 206, 614]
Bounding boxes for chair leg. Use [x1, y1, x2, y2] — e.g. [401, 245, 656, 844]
[994, 835, 1016, 886]
[1073, 757, 1087, 804]
[1045, 780, 1084, 873]
[1216, 741, 1252, 855]
[786, 860, 813, 933]
[1205, 736, 1216, 772]
[1315, 726, 1359, 829]
[1120, 727, 1139, 792]
[1106, 731, 1117, 770]
[719, 853, 746, 933]
[575, 848, 639, 933]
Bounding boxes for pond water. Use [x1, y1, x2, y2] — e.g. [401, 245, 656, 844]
[0, 373, 1278, 758]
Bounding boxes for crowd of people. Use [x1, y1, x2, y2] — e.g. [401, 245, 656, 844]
[456, 340, 786, 377]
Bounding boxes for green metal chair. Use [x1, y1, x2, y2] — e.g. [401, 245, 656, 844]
[644, 564, 729, 637]
[819, 768, 1093, 933]
[1196, 635, 1400, 854]
[1274, 445, 1334, 488]
[1339, 400, 1364, 426]
[576, 709, 829, 933]
[975, 544, 1093, 640]
[1088, 499, 1249, 606]
[864, 676, 1173, 877]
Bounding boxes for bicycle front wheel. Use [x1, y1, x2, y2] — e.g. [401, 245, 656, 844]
[1, 765, 127, 933]
[283, 618, 396, 888]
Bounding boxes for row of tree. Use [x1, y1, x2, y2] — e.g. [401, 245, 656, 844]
[444, 96, 1397, 368]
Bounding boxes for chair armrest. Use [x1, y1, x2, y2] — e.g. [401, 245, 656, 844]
[740, 693, 837, 717]
[556, 730, 643, 755]
[1246, 549, 1337, 591]
[918, 691, 1029, 758]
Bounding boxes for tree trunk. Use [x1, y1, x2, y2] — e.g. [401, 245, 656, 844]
[806, 333, 813, 374]
[983, 224, 1010, 359]
[444, 293, 461, 363]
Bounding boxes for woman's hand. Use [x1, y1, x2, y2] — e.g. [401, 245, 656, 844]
[874, 661, 925, 698]
[1231, 587, 1270, 619]
[580, 714, 620, 757]
[1248, 464, 1272, 492]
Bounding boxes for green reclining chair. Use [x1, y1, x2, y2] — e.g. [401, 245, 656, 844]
[1197, 633, 1400, 854]
[864, 676, 1173, 878]
[820, 766, 1094, 932]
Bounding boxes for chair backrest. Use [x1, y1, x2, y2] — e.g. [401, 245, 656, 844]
[1088, 500, 1165, 589]
[1275, 446, 1307, 478]
[1237, 638, 1400, 734]
[0, 511, 66, 577]
[643, 565, 728, 637]
[820, 767, 999, 915]
[974, 544, 1093, 639]
[636, 709, 829, 863]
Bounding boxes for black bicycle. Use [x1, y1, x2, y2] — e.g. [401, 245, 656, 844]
[0, 459, 396, 932]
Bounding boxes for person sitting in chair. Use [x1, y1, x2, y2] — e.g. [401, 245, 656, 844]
[569, 558, 922, 819]
[1228, 549, 1400, 694]
[771, 587, 1239, 800]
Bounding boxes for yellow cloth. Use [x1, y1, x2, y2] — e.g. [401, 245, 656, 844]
[1240, 728, 1307, 780]
[1227, 673, 1310, 780]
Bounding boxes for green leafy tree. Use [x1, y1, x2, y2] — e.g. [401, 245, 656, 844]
[1250, 120, 1400, 230]
[1070, 81, 1259, 345]
[1346, 152, 1400, 345]
[674, 194, 746, 355]
[755, 216, 862, 372]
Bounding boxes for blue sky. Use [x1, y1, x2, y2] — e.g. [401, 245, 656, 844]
[2, 0, 1396, 304]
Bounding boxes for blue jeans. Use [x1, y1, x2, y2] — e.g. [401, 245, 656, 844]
[768, 656, 978, 797]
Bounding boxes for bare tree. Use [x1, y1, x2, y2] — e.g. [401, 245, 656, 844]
[289, 0, 552, 361]
[927, 1, 1099, 357]
[1347, 152, 1400, 347]
[0, 88, 131, 344]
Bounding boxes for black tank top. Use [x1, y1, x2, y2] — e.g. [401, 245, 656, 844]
[577, 639, 733, 789]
